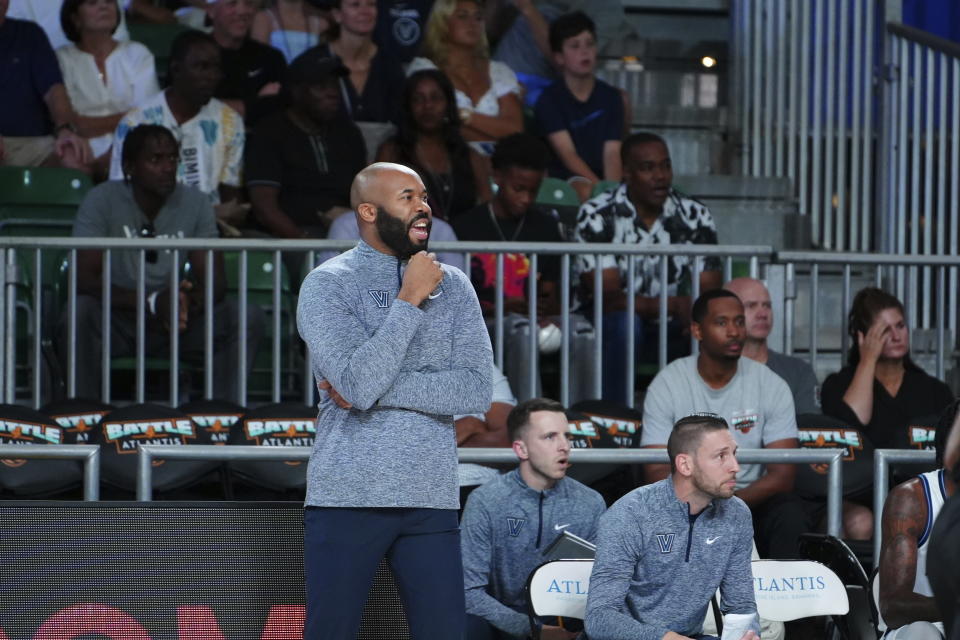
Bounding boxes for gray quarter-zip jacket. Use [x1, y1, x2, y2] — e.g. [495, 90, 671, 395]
[585, 478, 759, 640]
[461, 468, 606, 637]
[296, 240, 493, 509]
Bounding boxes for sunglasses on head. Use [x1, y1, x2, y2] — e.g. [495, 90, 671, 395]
[139, 223, 157, 264]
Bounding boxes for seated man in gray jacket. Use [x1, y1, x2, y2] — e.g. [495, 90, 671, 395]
[585, 413, 760, 640]
[461, 398, 606, 639]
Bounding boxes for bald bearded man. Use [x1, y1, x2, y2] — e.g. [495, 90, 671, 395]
[296, 162, 494, 638]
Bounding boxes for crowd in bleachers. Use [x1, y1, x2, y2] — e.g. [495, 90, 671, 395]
[1, 2, 958, 637]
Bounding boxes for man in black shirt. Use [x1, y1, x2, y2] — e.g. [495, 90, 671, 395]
[246, 51, 366, 239]
[454, 133, 595, 402]
[208, 0, 286, 126]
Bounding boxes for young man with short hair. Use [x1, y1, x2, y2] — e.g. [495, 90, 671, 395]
[461, 397, 606, 639]
[586, 413, 759, 640]
[641, 289, 804, 560]
[534, 11, 625, 201]
[454, 133, 596, 402]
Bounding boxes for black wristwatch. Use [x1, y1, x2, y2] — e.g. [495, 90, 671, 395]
[54, 122, 77, 135]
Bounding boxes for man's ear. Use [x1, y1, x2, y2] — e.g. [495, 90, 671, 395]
[690, 321, 703, 342]
[356, 202, 377, 224]
[512, 439, 528, 461]
[674, 452, 693, 477]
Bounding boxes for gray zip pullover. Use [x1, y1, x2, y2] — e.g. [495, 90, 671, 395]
[296, 240, 493, 509]
[461, 469, 606, 637]
[585, 478, 759, 640]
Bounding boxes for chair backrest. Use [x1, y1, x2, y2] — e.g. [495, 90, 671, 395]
[0, 167, 90, 236]
[525, 559, 593, 631]
[590, 180, 621, 198]
[752, 559, 849, 621]
[536, 177, 580, 208]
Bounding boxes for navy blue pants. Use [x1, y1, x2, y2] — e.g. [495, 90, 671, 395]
[303, 507, 465, 639]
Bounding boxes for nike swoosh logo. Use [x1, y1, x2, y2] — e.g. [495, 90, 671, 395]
[247, 68, 263, 77]
[554, 523, 570, 531]
[706, 536, 720, 545]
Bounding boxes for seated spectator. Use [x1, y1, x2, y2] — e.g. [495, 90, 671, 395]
[409, 0, 522, 146]
[462, 398, 606, 640]
[821, 287, 955, 450]
[318, 209, 465, 273]
[0, 3, 91, 169]
[207, 0, 286, 126]
[574, 132, 721, 405]
[9, 0, 128, 50]
[642, 290, 806, 560]
[725, 276, 874, 541]
[376, 69, 490, 221]
[309, 0, 404, 125]
[251, 0, 326, 63]
[485, 0, 635, 105]
[110, 30, 246, 227]
[534, 11, 625, 202]
[586, 413, 760, 640]
[246, 53, 366, 239]
[724, 277, 820, 414]
[455, 362, 514, 490]
[56, 0, 160, 179]
[373, 0, 434, 65]
[60, 124, 264, 402]
[454, 133, 595, 403]
[877, 400, 956, 640]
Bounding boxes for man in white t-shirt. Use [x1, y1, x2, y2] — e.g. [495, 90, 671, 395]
[641, 289, 807, 559]
[109, 29, 245, 225]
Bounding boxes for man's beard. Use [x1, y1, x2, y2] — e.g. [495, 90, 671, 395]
[692, 467, 736, 501]
[375, 206, 430, 260]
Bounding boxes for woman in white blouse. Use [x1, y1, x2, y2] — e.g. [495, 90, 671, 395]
[56, 0, 159, 177]
[407, 0, 523, 145]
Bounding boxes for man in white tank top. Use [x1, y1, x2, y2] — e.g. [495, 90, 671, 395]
[877, 403, 957, 639]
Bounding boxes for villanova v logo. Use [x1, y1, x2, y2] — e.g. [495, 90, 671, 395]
[506, 517, 526, 537]
[368, 290, 390, 308]
[655, 533, 676, 553]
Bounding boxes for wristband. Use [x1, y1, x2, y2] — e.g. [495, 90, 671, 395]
[54, 122, 77, 135]
[147, 290, 160, 316]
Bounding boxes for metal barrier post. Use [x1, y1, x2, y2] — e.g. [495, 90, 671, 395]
[0, 444, 100, 500]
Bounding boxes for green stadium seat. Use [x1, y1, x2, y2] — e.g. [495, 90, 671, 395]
[0, 166, 91, 235]
[536, 177, 580, 208]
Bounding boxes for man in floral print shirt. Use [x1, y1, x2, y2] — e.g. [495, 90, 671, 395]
[573, 132, 722, 404]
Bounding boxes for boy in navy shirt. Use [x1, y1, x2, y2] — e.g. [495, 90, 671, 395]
[533, 12, 626, 202]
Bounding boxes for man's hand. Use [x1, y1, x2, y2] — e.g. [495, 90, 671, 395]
[215, 199, 251, 226]
[738, 631, 760, 640]
[258, 82, 281, 97]
[318, 379, 353, 409]
[540, 625, 579, 640]
[398, 251, 442, 306]
[156, 280, 192, 332]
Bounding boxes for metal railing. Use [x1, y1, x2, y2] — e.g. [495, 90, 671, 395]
[136, 445, 847, 537]
[871, 448, 936, 563]
[732, 0, 880, 251]
[0, 238, 767, 410]
[0, 444, 100, 500]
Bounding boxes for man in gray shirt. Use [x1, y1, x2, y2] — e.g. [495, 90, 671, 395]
[64, 124, 263, 401]
[724, 277, 820, 414]
[296, 162, 493, 639]
[462, 398, 606, 639]
[642, 289, 806, 560]
[586, 413, 760, 640]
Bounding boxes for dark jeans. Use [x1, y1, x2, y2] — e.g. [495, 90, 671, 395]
[303, 507, 465, 640]
[60, 294, 264, 402]
[600, 311, 690, 405]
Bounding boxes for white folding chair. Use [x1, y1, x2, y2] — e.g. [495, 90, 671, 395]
[525, 559, 593, 640]
[752, 559, 850, 622]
